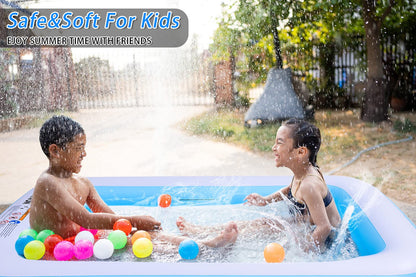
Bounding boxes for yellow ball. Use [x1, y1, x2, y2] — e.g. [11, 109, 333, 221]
[264, 243, 285, 263]
[24, 240, 45, 260]
[132, 238, 153, 258]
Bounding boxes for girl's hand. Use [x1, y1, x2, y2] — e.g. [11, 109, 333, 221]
[244, 193, 267, 206]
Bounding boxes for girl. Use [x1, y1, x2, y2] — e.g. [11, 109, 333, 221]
[177, 119, 341, 252]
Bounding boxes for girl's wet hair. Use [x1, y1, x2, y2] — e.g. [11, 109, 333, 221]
[283, 118, 321, 167]
[39, 115, 84, 158]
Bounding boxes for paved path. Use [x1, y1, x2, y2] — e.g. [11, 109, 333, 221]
[0, 107, 289, 206]
[0, 106, 414, 225]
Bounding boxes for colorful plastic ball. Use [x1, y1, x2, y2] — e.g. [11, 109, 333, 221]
[74, 240, 94, 260]
[113, 219, 132, 236]
[131, 230, 151, 244]
[178, 239, 199, 260]
[264, 242, 285, 263]
[24, 240, 45, 260]
[53, 241, 75, 261]
[80, 226, 98, 236]
[158, 194, 172, 208]
[44, 234, 63, 256]
[19, 229, 38, 239]
[93, 239, 114, 260]
[107, 230, 127, 250]
[15, 235, 35, 256]
[132, 238, 153, 258]
[36, 229, 54, 243]
[75, 230, 95, 244]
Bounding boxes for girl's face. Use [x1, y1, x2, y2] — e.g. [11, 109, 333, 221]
[58, 133, 87, 174]
[271, 126, 296, 168]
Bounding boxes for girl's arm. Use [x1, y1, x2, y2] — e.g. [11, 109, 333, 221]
[244, 186, 290, 206]
[301, 183, 332, 250]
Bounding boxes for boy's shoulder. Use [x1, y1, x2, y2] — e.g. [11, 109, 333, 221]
[35, 171, 92, 190]
[35, 171, 58, 187]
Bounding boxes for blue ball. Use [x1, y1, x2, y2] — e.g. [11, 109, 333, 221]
[178, 239, 199, 260]
[15, 235, 35, 256]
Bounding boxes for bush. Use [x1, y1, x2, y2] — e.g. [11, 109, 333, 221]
[393, 118, 416, 133]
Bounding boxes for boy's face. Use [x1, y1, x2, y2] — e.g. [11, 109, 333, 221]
[58, 133, 87, 174]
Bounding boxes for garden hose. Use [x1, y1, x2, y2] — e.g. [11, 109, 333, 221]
[327, 135, 413, 175]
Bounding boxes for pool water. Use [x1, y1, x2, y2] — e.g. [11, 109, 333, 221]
[106, 200, 359, 263]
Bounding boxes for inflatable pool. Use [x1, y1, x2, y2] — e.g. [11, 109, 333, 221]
[1, 176, 415, 277]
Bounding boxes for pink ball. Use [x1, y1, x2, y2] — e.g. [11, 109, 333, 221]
[53, 241, 75, 261]
[74, 240, 93, 260]
[80, 227, 98, 236]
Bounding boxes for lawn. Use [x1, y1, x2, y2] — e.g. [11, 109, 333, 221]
[182, 108, 416, 204]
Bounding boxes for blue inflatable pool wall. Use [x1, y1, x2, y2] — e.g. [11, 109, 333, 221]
[0, 175, 415, 277]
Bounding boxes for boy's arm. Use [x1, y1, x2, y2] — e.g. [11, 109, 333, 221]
[82, 178, 115, 214]
[82, 179, 161, 230]
[37, 179, 160, 231]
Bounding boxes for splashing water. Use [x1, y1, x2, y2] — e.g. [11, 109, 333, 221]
[105, 201, 358, 263]
[326, 205, 355, 259]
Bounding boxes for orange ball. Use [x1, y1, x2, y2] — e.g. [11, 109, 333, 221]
[131, 230, 152, 244]
[113, 219, 132, 236]
[158, 194, 172, 208]
[264, 243, 285, 263]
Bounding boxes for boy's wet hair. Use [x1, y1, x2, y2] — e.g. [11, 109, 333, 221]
[283, 118, 321, 167]
[39, 115, 85, 158]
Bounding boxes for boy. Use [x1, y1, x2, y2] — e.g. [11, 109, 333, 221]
[30, 115, 161, 238]
[30, 115, 238, 248]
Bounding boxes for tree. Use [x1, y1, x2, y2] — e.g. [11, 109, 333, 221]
[217, 0, 414, 121]
[359, 0, 393, 122]
[291, 0, 413, 121]
[74, 57, 113, 97]
[233, 0, 293, 69]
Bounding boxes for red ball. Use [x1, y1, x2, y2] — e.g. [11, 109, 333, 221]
[113, 219, 132, 236]
[44, 234, 63, 256]
[158, 194, 172, 208]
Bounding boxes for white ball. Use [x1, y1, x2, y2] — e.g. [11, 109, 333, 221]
[75, 230, 95, 244]
[93, 239, 114, 260]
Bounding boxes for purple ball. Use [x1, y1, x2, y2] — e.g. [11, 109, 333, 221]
[74, 240, 93, 260]
[53, 241, 75, 261]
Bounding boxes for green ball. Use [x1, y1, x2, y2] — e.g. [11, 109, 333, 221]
[19, 229, 38, 239]
[24, 240, 45, 260]
[107, 230, 127, 250]
[36, 230, 54, 242]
